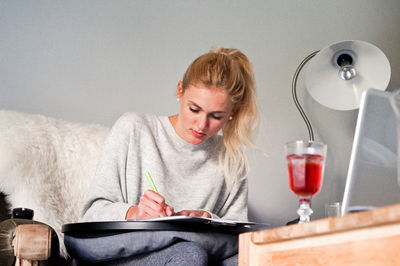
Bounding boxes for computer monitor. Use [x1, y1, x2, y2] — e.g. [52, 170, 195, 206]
[342, 88, 400, 214]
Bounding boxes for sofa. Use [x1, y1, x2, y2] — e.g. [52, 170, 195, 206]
[0, 110, 109, 265]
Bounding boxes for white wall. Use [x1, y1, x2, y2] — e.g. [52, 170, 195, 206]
[1, 0, 400, 226]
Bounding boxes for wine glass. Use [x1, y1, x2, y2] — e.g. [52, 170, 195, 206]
[284, 140, 327, 223]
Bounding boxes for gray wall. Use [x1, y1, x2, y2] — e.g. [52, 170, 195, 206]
[1, 0, 400, 226]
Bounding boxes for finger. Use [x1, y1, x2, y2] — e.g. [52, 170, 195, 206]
[137, 202, 157, 218]
[139, 195, 166, 216]
[165, 206, 175, 216]
[140, 194, 163, 212]
[202, 211, 211, 218]
[177, 210, 211, 218]
[136, 206, 152, 219]
[144, 190, 166, 207]
[176, 210, 189, 216]
[141, 204, 166, 217]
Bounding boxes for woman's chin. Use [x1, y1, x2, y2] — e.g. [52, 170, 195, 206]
[188, 135, 206, 145]
[190, 138, 203, 145]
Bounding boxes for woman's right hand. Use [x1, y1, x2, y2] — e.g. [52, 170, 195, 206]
[125, 189, 174, 220]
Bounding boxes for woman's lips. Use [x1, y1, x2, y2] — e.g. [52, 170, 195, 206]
[192, 129, 205, 138]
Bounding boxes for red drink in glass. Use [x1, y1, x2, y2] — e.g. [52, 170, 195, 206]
[287, 154, 324, 197]
[284, 141, 327, 223]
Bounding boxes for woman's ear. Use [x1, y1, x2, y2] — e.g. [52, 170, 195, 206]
[176, 81, 183, 99]
[230, 105, 240, 119]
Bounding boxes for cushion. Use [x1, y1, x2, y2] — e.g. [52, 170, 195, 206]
[0, 110, 109, 257]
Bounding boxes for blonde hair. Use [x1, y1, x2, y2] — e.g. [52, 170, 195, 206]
[181, 47, 260, 186]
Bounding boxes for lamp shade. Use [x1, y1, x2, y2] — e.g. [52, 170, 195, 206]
[305, 40, 391, 110]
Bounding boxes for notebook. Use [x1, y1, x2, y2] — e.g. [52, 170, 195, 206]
[128, 215, 259, 226]
[342, 88, 400, 214]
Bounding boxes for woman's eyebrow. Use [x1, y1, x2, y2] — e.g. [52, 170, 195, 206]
[188, 101, 201, 109]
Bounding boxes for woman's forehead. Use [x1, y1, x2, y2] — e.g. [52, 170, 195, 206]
[184, 85, 233, 111]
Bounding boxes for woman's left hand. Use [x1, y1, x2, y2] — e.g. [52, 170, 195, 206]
[175, 210, 211, 218]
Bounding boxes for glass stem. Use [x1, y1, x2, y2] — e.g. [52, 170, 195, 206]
[297, 199, 313, 223]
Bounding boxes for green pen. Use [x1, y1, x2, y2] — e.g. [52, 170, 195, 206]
[145, 171, 159, 193]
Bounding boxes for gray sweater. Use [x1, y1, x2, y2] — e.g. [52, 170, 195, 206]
[80, 112, 248, 222]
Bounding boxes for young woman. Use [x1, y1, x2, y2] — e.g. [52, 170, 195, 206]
[80, 47, 259, 265]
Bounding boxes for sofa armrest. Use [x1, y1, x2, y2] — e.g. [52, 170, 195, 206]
[0, 218, 64, 266]
[13, 224, 51, 264]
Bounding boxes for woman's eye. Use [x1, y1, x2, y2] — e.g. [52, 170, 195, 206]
[211, 115, 222, 120]
[189, 107, 200, 113]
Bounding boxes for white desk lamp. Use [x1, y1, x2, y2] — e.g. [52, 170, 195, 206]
[292, 40, 391, 141]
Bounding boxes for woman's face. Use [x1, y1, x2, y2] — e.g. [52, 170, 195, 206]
[172, 82, 234, 145]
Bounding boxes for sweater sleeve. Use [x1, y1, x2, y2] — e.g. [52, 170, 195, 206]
[79, 113, 137, 222]
[213, 173, 249, 221]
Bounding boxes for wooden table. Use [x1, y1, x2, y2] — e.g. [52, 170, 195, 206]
[239, 203, 400, 265]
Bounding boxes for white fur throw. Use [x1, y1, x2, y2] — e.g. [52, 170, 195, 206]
[0, 110, 109, 258]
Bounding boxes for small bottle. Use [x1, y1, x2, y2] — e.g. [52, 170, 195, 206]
[12, 208, 34, 220]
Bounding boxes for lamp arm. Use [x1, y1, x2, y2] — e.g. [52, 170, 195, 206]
[291, 50, 319, 142]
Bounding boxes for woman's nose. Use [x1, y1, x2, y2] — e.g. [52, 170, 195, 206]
[197, 115, 208, 131]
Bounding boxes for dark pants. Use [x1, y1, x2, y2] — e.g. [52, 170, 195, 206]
[65, 230, 239, 266]
[74, 241, 237, 266]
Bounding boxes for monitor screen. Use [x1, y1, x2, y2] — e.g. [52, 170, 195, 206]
[342, 88, 400, 214]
